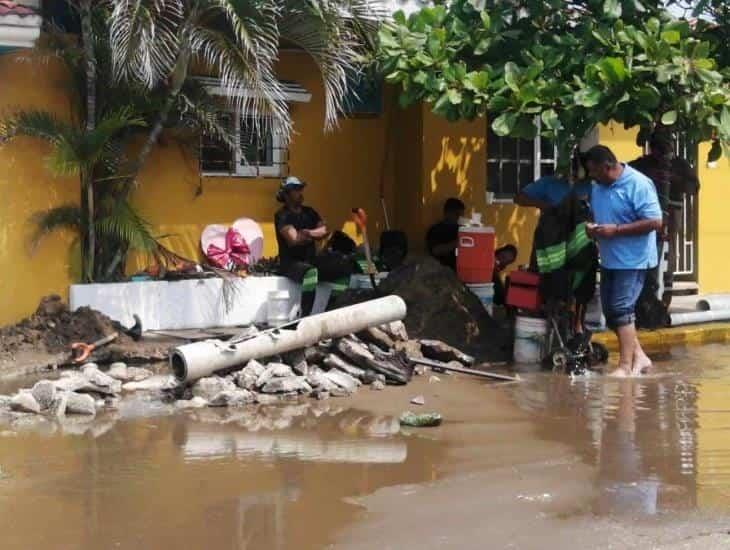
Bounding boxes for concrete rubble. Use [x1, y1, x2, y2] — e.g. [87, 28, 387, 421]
[0, 320, 480, 428]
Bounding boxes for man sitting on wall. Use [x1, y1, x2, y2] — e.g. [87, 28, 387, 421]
[275, 177, 355, 316]
[426, 197, 465, 270]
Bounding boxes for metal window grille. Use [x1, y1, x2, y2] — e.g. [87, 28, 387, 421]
[486, 116, 558, 200]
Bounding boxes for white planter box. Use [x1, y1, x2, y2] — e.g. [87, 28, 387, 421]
[69, 277, 304, 331]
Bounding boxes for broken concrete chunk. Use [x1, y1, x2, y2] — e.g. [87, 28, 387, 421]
[123, 375, 178, 393]
[65, 392, 96, 416]
[255, 363, 294, 389]
[79, 366, 123, 395]
[359, 326, 395, 351]
[282, 349, 308, 375]
[234, 360, 266, 390]
[371, 380, 386, 391]
[305, 368, 338, 392]
[108, 363, 153, 382]
[0, 395, 12, 409]
[394, 339, 423, 359]
[304, 346, 327, 365]
[11, 392, 41, 414]
[380, 321, 409, 342]
[175, 396, 208, 410]
[107, 363, 128, 380]
[411, 395, 425, 406]
[48, 392, 69, 418]
[323, 370, 361, 393]
[191, 377, 236, 401]
[312, 390, 330, 401]
[261, 376, 312, 395]
[208, 389, 255, 407]
[361, 370, 379, 385]
[31, 380, 56, 410]
[335, 339, 375, 369]
[419, 340, 475, 365]
[324, 354, 366, 380]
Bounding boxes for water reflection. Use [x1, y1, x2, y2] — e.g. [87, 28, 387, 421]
[506, 347, 730, 516]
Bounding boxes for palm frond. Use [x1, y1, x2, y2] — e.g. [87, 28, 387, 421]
[96, 199, 158, 252]
[109, 0, 185, 88]
[279, 0, 386, 130]
[0, 109, 74, 146]
[30, 205, 83, 251]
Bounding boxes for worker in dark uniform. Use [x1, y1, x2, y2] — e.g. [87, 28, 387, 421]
[275, 177, 355, 316]
[426, 197, 465, 270]
[630, 132, 700, 308]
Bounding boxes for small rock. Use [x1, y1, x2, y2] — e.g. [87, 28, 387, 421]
[371, 380, 386, 391]
[304, 347, 327, 365]
[380, 321, 409, 342]
[256, 363, 294, 388]
[208, 389, 255, 407]
[330, 386, 354, 398]
[175, 396, 208, 410]
[414, 366, 427, 376]
[359, 326, 395, 351]
[79, 366, 123, 395]
[394, 339, 423, 359]
[323, 370, 360, 394]
[429, 375, 441, 383]
[107, 363, 129, 380]
[65, 392, 96, 415]
[126, 367, 153, 382]
[81, 363, 99, 371]
[31, 381, 57, 410]
[324, 354, 365, 380]
[312, 390, 330, 401]
[306, 368, 339, 392]
[191, 377, 236, 401]
[361, 370, 379, 385]
[261, 376, 312, 395]
[123, 375, 178, 393]
[11, 392, 41, 414]
[255, 393, 284, 405]
[283, 349, 308, 375]
[0, 395, 12, 409]
[335, 339, 375, 369]
[411, 395, 425, 406]
[48, 393, 69, 418]
[234, 359, 266, 390]
[95, 399, 106, 409]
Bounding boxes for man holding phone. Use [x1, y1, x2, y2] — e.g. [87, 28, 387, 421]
[584, 146, 663, 377]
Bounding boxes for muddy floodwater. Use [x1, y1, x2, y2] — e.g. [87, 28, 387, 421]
[4, 345, 730, 549]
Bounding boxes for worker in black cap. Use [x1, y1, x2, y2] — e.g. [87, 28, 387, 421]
[275, 176, 356, 316]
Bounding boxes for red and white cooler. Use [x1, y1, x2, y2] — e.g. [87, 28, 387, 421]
[456, 226, 495, 284]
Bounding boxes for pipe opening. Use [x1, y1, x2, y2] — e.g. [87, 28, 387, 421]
[171, 352, 188, 382]
[697, 300, 711, 312]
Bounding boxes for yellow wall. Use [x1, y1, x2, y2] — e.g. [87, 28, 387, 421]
[0, 53, 79, 325]
[131, 52, 396, 269]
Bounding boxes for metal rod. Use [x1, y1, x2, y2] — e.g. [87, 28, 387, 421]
[409, 357, 520, 382]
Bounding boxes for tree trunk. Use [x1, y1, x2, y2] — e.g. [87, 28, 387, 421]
[80, 0, 97, 282]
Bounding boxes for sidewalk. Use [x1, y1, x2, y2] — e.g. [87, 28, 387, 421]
[592, 294, 730, 352]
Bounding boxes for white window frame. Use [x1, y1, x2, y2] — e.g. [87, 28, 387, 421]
[487, 117, 558, 203]
[201, 109, 286, 179]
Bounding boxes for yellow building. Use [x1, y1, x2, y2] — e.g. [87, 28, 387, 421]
[1, 6, 729, 326]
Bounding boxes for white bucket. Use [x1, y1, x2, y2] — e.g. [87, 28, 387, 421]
[467, 283, 495, 315]
[514, 316, 548, 364]
[349, 273, 388, 290]
[266, 290, 292, 326]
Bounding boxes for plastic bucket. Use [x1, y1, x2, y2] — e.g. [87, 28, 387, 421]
[513, 316, 548, 364]
[349, 273, 388, 290]
[266, 290, 292, 326]
[467, 283, 494, 315]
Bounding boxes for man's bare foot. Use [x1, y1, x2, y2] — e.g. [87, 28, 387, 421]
[632, 356, 652, 376]
[607, 366, 632, 377]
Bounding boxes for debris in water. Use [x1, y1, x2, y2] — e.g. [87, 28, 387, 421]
[410, 395, 425, 406]
[399, 411, 442, 427]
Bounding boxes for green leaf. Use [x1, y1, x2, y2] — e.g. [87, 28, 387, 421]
[660, 30, 680, 45]
[604, 0, 622, 19]
[721, 107, 730, 136]
[448, 88, 463, 105]
[504, 62, 521, 92]
[647, 18, 660, 34]
[636, 86, 661, 110]
[597, 57, 628, 83]
[541, 109, 562, 131]
[661, 110, 678, 125]
[480, 11, 490, 29]
[464, 70, 489, 92]
[488, 96, 511, 111]
[491, 112, 517, 136]
[574, 87, 602, 108]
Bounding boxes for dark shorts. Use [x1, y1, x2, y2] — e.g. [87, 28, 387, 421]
[600, 268, 647, 330]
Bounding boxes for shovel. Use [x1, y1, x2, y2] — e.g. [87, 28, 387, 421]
[352, 207, 379, 291]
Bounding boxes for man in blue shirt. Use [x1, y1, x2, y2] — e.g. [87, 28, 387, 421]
[584, 146, 663, 377]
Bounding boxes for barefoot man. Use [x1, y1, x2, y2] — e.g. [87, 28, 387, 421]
[584, 146, 663, 377]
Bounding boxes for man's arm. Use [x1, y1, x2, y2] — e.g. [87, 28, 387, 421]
[514, 192, 551, 210]
[279, 225, 313, 247]
[307, 220, 328, 240]
[590, 219, 662, 239]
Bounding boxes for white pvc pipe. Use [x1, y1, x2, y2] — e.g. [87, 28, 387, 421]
[670, 309, 730, 327]
[696, 295, 730, 312]
[171, 295, 407, 383]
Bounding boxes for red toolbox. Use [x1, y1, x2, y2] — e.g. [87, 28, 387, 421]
[506, 270, 542, 311]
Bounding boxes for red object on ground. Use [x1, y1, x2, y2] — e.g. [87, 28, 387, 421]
[456, 226, 495, 284]
[506, 270, 542, 311]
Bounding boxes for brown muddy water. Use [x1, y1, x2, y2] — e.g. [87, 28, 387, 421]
[3, 345, 730, 549]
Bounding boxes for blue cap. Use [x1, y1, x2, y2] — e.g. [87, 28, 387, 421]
[281, 176, 306, 190]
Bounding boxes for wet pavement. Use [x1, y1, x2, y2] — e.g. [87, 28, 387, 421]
[2, 345, 730, 548]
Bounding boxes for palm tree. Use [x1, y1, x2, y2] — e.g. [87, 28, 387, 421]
[108, 0, 386, 196]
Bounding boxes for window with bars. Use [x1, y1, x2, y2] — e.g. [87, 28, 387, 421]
[200, 112, 287, 178]
[486, 117, 558, 200]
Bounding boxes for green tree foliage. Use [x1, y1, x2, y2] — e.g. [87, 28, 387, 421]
[377, 0, 730, 165]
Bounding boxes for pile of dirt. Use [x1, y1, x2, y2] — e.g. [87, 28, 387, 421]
[335, 258, 512, 362]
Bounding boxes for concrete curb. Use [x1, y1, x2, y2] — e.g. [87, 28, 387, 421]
[592, 322, 730, 352]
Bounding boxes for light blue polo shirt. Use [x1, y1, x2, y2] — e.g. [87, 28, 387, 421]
[590, 165, 662, 270]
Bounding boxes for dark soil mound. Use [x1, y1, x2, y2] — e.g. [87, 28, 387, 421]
[0, 295, 133, 360]
[335, 258, 511, 361]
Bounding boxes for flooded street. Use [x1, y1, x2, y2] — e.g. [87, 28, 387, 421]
[3, 345, 730, 548]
